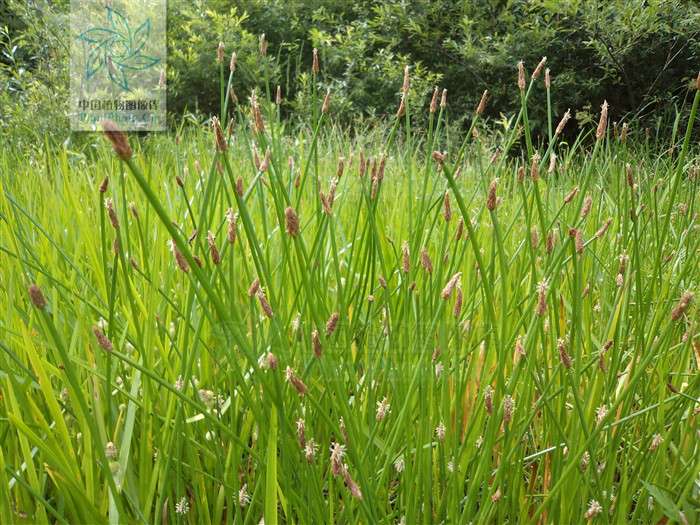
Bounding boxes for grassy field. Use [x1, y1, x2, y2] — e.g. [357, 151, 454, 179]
[1, 58, 700, 525]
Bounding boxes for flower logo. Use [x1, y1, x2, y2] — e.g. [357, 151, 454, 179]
[77, 7, 160, 91]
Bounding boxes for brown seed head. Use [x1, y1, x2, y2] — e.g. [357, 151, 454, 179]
[545, 68, 551, 88]
[266, 352, 278, 370]
[696, 70, 700, 90]
[476, 90, 487, 115]
[555, 109, 571, 135]
[260, 33, 266, 56]
[129, 257, 138, 270]
[129, 202, 139, 220]
[230, 51, 236, 71]
[545, 230, 553, 254]
[256, 289, 274, 318]
[531, 226, 538, 250]
[430, 86, 439, 114]
[226, 208, 237, 243]
[297, 418, 306, 449]
[517, 61, 526, 90]
[441, 272, 462, 300]
[558, 338, 572, 369]
[530, 152, 540, 182]
[454, 284, 463, 318]
[596, 100, 609, 140]
[212, 116, 227, 153]
[621, 122, 628, 143]
[337, 156, 345, 178]
[517, 166, 525, 183]
[326, 312, 339, 336]
[402, 241, 410, 273]
[532, 56, 546, 79]
[259, 147, 271, 173]
[312, 48, 319, 74]
[432, 151, 446, 164]
[456, 217, 464, 241]
[486, 178, 499, 210]
[312, 330, 322, 358]
[421, 247, 433, 274]
[440, 89, 447, 108]
[378, 274, 387, 288]
[563, 186, 579, 203]
[236, 176, 244, 197]
[343, 468, 363, 500]
[575, 229, 584, 255]
[92, 326, 114, 352]
[217, 41, 223, 63]
[536, 280, 547, 316]
[397, 93, 406, 117]
[101, 121, 132, 161]
[207, 231, 221, 265]
[170, 240, 190, 273]
[276, 85, 281, 105]
[248, 278, 261, 297]
[581, 194, 592, 219]
[321, 89, 331, 114]
[28, 284, 46, 309]
[443, 191, 452, 221]
[626, 163, 634, 187]
[595, 217, 612, 238]
[671, 291, 694, 321]
[403, 65, 410, 93]
[285, 206, 300, 237]
[285, 366, 307, 395]
[99, 174, 109, 193]
[105, 198, 120, 230]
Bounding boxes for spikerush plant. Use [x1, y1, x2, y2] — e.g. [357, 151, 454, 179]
[1, 37, 700, 525]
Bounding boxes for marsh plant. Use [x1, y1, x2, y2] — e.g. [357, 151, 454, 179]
[1, 39, 700, 525]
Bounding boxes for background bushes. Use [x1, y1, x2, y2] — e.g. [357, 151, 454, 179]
[3, 0, 699, 143]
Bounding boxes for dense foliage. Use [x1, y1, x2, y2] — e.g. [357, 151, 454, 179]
[3, 0, 700, 144]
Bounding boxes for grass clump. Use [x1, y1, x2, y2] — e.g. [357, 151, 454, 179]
[1, 43, 700, 525]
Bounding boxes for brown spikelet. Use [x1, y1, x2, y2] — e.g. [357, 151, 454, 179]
[432, 151, 446, 164]
[517, 61, 526, 90]
[582, 281, 590, 298]
[454, 284, 463, 318]
[256, 289, 274, 318]
[129, 202, 139, 220]
[621, 122, 628, 143]
[92, 326, 114, 352]
[312, 48, 319, 74]
[596, 101, 609, 140]
[226, 208, 237, 243]
[575, 229, 584, 255]
[476, 90, 488, 115]
[454, 165, 462, 180]
[558, 338, 572, 369]
[532, 56, 546, 79]
[548, 153, 557, 174]
[259, 33, 266, 56]
[581, 195, 592, 219]
[536, 280, 547, 316]
[207, 231, 221, 265]
[484, 386, 493, 415]
[443, 191, 452, 221]
[530, 152, 540, 182]
[28, 284, 46, 309]
[101, 121, 132, 161]
[212, 116, 227, 154]
[402, 65, 410, 93]
[251, 94, 265, 135]
[113, 236, 118, 255]
[230, 51, 236, 71]
[397, 93, 406, 117]
[266, 352, 278, 370]
[312, 330, 322, 358]
[595, 217, 612, 238]
[328, 179, 337, 208]
[99, 174, 109, 193]
[285, 206, 300, 237]
[441, 272, 462, 300]
[336, 156, 345, 178]
[545, 230, 553, 254]
[170, 240, 190, 273]
[275, 85, 282, 105]
[402, 241, 410, 273]
[531, 226, 538, 250]
[517, 166, 525, 183]
[371, 177, 379, 200]
[555, 109, 571, 135]
[236, 176, 244, 197]
[486, 178, 499, 210]
[297, 418, 306, 449]
[456, 217, 464, 241]
[192, 254, 202, 268]
[440, 89, 447, 108]
[430, 86, 439, 114]
[285, 366, 308, 395]
[321, 89, 331, 114]
[563, 186, 579, 203]
[377, 153, 387, 181]
[545, 68, 551, 88]
[319, 189, 332, 215]
[216, 159, 224, 175]
[105, 198, 120, 230]
[175, 174, 184, 188]
[326, 312, 339, 335]
[129, 257, 138, 270]
[343, 469, 363, 500]
[248, 278, 261, 297]
[378, 274, 387, 288]
[671, 291, 694, 321]
[421, 247, 433, 274]
[626, 163, 634, 187]
[228, 86, 238, 105]
[258, 146, 271, 174]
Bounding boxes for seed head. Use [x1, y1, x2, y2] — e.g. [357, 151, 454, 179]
[517, 61, 526, 90]
[276, 85, 281, 105]
[671, 291, 693, 321]
[443, 191, 452, 221]
[503, 395, 515, 424]
[248, 278, 260, 298]
[326, 312, 339, 335]
[440, 89, 447, 108]
[28, 284, 46, 309]
[421, 247, 433, 274]
[336, 156, 345, 178]
[530, 152, 540, 181]
[536, 280, 548, 316]
[376, 396, 390, 421]
[170, 240, 190, 273]
[312, 329, 322, 358]
[207, 231, 221, 265]
[435, 421, 446, 442]
[581, 194, 593, 219]
[343, 468, 363, 500]
[584, 500, 602, 520]
[319, 189, 332, 215]
[256, 289, 274, 318]
[312, 48, 319, 74]
[432, 151, 446, 164]
[595, 217, 612, 238]
[596, 100, 609, 140]
[575, 229, 584, 255]
[430, 86, 439, 113]
[558, 338, 572, 369]
[105, 441, 118, 458]
[92, 326, 114, 352]
[456, 217, 464, 241]
[99, 174, 109, 193]
[297, 418, 306, 449]
[621, 122, 628, 143]
[626, 163, 634, 187]
[545, 68, 551, 88]
[285, 206, 300, 237]
[402, 241, 410, 273]
[230, 51, 236, 71]
[285, 366, 307, 395]
[217, 41, 224, 63]
[401, 65, 410, 94]
[517, 166, 525, 183]
[260, 33, 266, 56]
[266, 352, 278, 370]
[531, 226, 539, 250]
[129, 202, 139, 220]
[532, 56, 546, 79]
[321, 89, 331, 114]
[397, 93, 406, 117]
[486, 178, 499, 210]
[564, 186, 579, 203]
[556, 109, 571, 135]
[548, 153, 557, 174]
[454, 284, 463, 318]
[105, 198, 120, 230]
[441, 272, 462, 300]
[212, 116, 227, 154]
[101, 121, 132, 161]
[476, 90, 487, 115]
[484, 385, 494, 415]
[330, 443, 345, 476]
[259, 147, 271, 173]
[649, 433, 663, 452]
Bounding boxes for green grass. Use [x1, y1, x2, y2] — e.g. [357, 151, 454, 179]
[1, 54, 700, 525]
